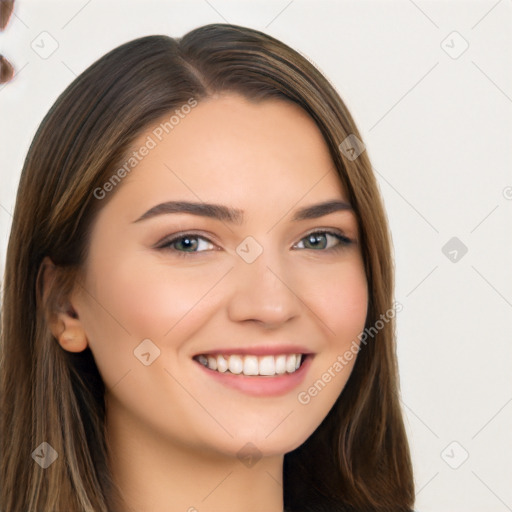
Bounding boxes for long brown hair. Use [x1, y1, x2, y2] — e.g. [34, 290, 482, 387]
[0, 23, 414, 512]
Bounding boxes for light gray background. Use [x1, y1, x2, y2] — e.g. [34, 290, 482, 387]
[1, 1, 511, 510]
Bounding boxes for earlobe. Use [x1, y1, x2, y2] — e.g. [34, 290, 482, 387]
[49, 312, 88, 353]
[39, 256, 89, 353]
[55, 323, 88, 353]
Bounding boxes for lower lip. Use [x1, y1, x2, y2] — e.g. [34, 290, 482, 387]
[194, 355, 313, 397]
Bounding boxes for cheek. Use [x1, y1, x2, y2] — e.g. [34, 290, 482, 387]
[84, 246, 223, 335]
[302, 259, 368, 339]
[296, 261, 368, 410]
[331, 271, 368, 339]
[77, 253, 228, 379]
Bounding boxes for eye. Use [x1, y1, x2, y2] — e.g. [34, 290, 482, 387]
[293, 230, 353, 252]
[156, 233, 216, 255]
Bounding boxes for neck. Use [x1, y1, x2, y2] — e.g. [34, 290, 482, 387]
[105, 398, 285, 512]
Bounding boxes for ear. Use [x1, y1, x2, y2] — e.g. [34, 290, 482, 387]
[38, 256, 88, 353]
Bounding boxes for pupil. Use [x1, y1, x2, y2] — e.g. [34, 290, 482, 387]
[307, 234, 326, 249]
[180, 237, 197, 251]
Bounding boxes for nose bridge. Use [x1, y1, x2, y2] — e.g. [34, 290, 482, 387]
[226, 237, 301, 326]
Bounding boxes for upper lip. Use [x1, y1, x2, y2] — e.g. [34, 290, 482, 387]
[193, 344, 314, 357]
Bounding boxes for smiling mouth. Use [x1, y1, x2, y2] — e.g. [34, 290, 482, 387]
[193, 353, 307, 377]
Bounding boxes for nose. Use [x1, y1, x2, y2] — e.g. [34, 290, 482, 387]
[226, 246, 302, 328]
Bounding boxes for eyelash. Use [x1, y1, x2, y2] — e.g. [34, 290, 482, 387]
[155, 229, 354, 257]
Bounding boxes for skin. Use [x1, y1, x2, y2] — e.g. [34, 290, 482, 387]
[45, 92, 368, 512]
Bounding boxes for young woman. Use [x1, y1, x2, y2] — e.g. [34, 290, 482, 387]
[0, 23, 415, 512]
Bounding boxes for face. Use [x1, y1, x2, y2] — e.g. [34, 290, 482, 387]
[71, 92, 368, 459]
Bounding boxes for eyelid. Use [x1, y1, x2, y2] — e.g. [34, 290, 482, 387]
[153, 230, 218, 250]
[299, 226, 354, 243]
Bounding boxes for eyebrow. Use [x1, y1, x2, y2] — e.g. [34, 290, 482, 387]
[132, 199, 353, 224]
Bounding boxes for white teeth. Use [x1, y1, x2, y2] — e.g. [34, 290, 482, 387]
[207, 355, 217, 371]
[243, 356, 259, 376]
[286, 354, 297, 373]
[217, 355, 228, 373]
[228, 355, 243, 374]
[259, 355, 275, 375]
[275, 355, 286, 375]
[196, 353, 305, 376]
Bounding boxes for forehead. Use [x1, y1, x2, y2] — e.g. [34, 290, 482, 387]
[104, 93, 348, 217]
